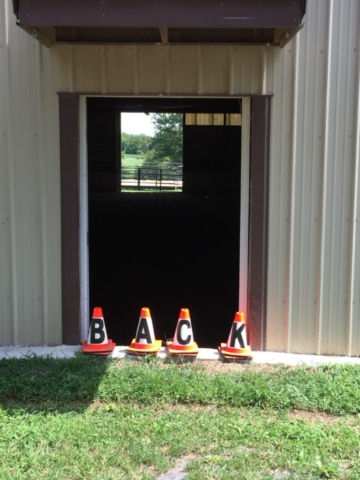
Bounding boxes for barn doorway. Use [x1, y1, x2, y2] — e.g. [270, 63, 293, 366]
[87, 97, 243, 347]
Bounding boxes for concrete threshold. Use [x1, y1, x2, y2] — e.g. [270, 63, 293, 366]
[1, 345, 360, 366]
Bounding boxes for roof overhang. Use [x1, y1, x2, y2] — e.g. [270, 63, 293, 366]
[13, 0, 306, 48]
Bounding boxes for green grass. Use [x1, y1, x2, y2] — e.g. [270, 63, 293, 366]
[1, 357, 360, 479]
[122, 153, 146, 167]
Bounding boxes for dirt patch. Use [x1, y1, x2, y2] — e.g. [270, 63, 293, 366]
[157, 455, 196, 480]
[114, 357, 288, 374]
[289, 409, 344, 424]
[193, 360, 284, 374]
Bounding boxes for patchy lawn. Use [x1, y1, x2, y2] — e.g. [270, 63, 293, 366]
[1, 356, 360, 479]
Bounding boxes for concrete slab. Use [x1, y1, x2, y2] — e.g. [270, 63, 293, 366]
[1, 345, 360, 365]
[0, 345, 79, 359]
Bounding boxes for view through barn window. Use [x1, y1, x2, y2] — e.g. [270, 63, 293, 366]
[121, 112, 183, 192]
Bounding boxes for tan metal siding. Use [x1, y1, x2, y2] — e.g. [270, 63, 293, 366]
[349, 7, 360, 356]
[0, 2, 62, 345]
[267, 0, 360, 355]
[0, 2, 13, 345]
[2, 0, 360, 354]
[0, 0, 265, 346]
[53, 44, 265, 95]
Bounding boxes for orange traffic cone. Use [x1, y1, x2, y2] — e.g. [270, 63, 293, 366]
[167, 308, 198, 356]
[128, 307, 162, 355]
[218, 312, 252, 359]
[81, 307, 116, 355]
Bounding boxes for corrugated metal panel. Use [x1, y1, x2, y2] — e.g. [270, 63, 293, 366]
[0, 1, 62, 345]
[0, 0, 264, 346]
[0, 2, 13, 345]
[2, 0, 360, 354]
[267, 0, 360, 355]
[53, 44, 265, 95]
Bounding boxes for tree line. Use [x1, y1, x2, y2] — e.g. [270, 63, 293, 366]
[122, 113, 183, 165]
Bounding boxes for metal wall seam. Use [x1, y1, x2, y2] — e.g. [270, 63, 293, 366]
[315, 0, 333, 355]
[286, 33, 299, 353]
[305, 0, 326, 355]
[165, 46, 171, 94]
[348, 5, 360, 356]
[100, 45, 107, 94]
[290, 0, 328, 354]
[0, 0, 14, 344]
[228, 46, 235, 94]
[266, 47, 294, 352]
[323, 1, 358, 355]
[6, 3, 19, 345]
[197, 46, 203, 94]
[261, 48, 267, 95]
[33, 39, 47, 345]
[41, 45, 61, 345]
[330, 1, 348, 355]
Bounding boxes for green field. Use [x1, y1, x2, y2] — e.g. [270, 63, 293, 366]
[122, 153, 146, 167]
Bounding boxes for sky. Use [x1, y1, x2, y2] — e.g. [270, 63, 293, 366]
[121, 112, 155, 137]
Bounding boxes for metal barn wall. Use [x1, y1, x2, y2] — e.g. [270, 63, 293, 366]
[0, 0, 265, 346]
[266, 0, 360, 355]
[0, 1, 62, 345]
[1, 0, 360, 354]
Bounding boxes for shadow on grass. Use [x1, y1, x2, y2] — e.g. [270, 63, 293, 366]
[0, 354, 110, 415]
[2, 355, 360, 417]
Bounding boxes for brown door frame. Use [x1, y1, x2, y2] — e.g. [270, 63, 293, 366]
[59, 94, 270, 350]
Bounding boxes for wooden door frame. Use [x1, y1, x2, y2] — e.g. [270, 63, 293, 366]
[59, 94, 270, 350]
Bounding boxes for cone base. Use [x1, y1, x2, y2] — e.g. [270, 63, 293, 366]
[218, 343, 253, 360]
[128, 339, 162, 355]
[166, 341, 199, 356]
[81, 339, 116, 354]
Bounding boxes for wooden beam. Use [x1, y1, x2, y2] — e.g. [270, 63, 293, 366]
[274, 26, 303, 47]
[59, 94, 81, 345]
[248, 96, 271, 351]
[18, 24, 56, 47]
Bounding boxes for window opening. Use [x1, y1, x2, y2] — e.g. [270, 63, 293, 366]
[121, 112, 183, 192]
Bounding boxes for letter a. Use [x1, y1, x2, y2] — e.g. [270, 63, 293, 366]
[135, 317, 152, 344]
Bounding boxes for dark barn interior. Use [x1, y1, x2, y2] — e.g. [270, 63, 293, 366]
[87, 97, 242, 347]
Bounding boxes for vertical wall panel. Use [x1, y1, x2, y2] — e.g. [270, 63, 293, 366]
[320, 0, 360, 354]
[266, 46, 294, 351]
[0, 0, 13, 344]
[0, 1, 62, 345]
[137, 46, 167, 93]
[288, 0, 329, 354]
[199, 46, 230, 94]
[267, 0, 360, 355]
[168, 46, 198, 94]
[348, 4, 360, 356]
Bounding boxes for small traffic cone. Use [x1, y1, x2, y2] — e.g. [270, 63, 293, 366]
[81, 307, 116, 355]
[218, 312, 253, 359]
[128, 307, 162, 355]
[167, 308, 198, 356]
